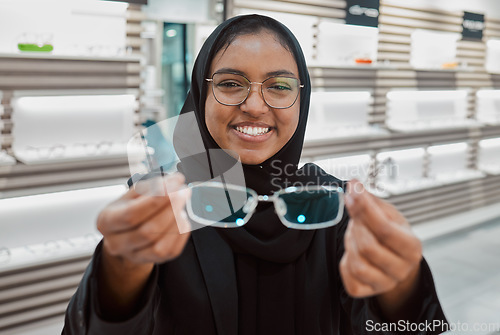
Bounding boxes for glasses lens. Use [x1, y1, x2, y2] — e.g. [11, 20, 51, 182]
[189, 183, 252, 228]
[212, 73, 249, 105]
[262, 77, 300, 108]
[277, 186, 344, 229]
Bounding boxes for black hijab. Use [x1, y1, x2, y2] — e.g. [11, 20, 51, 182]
[173, 14, 344, 335]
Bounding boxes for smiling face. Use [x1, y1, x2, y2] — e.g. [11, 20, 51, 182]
[205, 31, 301, 165]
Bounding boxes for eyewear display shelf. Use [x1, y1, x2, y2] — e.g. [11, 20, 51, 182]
[0, 4, 147, 334]
[0, 246, 96, 334]
[302, 125, 500, 225]
[228, 0, 500, 226]
[0, 54, 139, 334]
[0, 52, 142, 191]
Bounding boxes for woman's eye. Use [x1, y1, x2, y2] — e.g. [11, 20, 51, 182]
[217, 81, 243, 88]
[269, 83, 291, 91]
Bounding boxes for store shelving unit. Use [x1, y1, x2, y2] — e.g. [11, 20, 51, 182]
[303, 125, 500, 157]
[228, 0, 500, 224]
[0, 54, 141, 190]
[0, 4, 147, 333]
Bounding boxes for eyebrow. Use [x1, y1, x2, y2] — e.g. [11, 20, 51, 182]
[213, 67, 297, 77]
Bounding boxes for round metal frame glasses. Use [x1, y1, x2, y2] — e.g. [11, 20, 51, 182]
[206, 72, 304, 109]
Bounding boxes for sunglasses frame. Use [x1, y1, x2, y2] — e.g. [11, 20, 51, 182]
[186, 181, 345, 230]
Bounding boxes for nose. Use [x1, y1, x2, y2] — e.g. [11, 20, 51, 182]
[239, 83, 269, 116]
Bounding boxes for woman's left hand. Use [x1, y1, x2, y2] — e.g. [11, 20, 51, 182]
[340, 179, 422, 310]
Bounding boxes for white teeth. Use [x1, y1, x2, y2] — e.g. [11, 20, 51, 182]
[235, 126, 270, 136]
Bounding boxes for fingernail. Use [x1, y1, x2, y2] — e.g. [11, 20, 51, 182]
[345, 193, 354, 207]
[181, 187, 190, 198]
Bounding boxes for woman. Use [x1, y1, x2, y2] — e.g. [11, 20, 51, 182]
[63, 14, 447, 334]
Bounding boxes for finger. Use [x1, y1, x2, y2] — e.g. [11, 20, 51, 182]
[346, 180, 421, 259]
[132, 230, 190, 264]
[340, 254, 377, 298]
[99, 175, 187, 234]
[348, 179, 406, 226]
[370, 195, 407, 227]
[132, 172, 186, 197]
[351, 219, 412, 282]
[345, 180, 396, 243]
[344, 229, 398, 294]
[175, 209, 192, 235]
[120, 186, 143, 200]
[110, 203, 180, 255]
[346, 179, 391, 228]
[98, 195, 171, 234]
[167, 187, 192, 234]
[128, 189, 191, 254]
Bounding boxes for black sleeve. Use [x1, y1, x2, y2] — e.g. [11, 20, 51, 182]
[336, 218, 449, 335]
[62, 241, 160, 335]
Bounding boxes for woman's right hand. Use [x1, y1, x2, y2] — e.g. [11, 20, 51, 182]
[95, 172, 191, 319]
[97, 172, 192, 266]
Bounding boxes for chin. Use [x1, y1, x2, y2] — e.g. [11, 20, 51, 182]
[238, 151, 270, 165]
[240, 156, 265, 165]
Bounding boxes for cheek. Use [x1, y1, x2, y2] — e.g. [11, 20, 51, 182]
[278, 107, 300, 139]
[205, 97, 230, 141]
[205, 96, 219, 132]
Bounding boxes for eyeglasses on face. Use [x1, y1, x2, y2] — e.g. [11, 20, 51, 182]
[186, 181, 344, 230]
[206, 72, 304, 109]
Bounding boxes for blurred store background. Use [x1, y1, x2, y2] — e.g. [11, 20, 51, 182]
[0, 0, 499, 333]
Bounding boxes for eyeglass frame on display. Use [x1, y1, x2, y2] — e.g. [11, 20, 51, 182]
[0, 234, 102, 266]
[23, 141, 115, 160]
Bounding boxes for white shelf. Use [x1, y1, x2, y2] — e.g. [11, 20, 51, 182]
[414, 202, 500, 242]
[412, 66, 475, 72]
[0, 151, 16, 166]
[0, 235, 100, 274]
[386, 119, 483, 133]
[480, 166, 500, 175]
[0, 52, 142, 62]
[307, 63, 483, 74]
[302, 124, 491, 158]
[304, 126, 389, 145]
[0, 177, 127, 200]
[308, 62, 397, 71]
[379, 170, 486, 196]
[12, 146, 134, 166]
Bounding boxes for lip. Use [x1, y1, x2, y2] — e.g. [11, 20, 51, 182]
[230, 123, 275, 143]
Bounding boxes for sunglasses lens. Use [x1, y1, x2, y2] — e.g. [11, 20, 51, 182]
[278, 186, 343, 229]
[189, 184, 252, 227]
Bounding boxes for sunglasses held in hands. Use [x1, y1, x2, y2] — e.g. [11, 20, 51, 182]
[186, 182, 345, 230]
